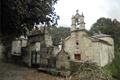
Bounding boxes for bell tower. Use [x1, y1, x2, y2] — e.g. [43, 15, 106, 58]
[71, 10, 85, 31]
[71, 10, 86, 37]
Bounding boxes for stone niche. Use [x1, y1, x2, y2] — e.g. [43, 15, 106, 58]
[11, 36, 27, 56]
[56, 49, 70, 70]
[11, 39, 21, 56]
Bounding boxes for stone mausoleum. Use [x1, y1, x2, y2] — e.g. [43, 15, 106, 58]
[11, 26, 56, 68]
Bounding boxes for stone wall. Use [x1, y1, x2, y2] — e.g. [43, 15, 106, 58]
[11, 40, 21, 55]
[44, 33, 53, 47]
[64, 30, 114, 67]
[56, 50, 70, 70]
[0, 43, 4, 59]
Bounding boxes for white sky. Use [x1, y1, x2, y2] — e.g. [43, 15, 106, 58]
[54, 0, 120, 30]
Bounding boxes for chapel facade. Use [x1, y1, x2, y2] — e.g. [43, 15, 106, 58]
[63, 11, 114, 67]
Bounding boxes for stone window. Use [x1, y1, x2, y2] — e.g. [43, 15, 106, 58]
[74, 54, 81, 60]
[76, 42, 79, 45]
[68, 56, 70, 59]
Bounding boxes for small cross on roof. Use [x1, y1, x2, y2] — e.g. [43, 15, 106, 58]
[76, 9, 79, 13]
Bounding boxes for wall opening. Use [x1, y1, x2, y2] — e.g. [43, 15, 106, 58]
[76, 42, 79, 45]
[74, 54, 81, 60]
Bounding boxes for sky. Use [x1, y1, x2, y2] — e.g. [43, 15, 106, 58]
[54, 0, 120, 30]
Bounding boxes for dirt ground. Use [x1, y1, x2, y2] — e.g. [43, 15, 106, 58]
[0, 60, 64, 80]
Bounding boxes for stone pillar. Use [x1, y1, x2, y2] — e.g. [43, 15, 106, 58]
[44, 28, 53, 47]
[71, 15, 76, 32]
[0, 43, 4, 60]
[28, 44, 32, 67]
[79, 13, 85, 30]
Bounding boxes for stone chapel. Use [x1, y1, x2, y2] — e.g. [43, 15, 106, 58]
[62, 11, 114, 67]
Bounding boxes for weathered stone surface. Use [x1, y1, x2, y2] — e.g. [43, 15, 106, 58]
[63, 11, 114, 67]
[0, 43, 4, 59]
[56, 49, 70, 70]
[26, 27, 54, 67]
[11, 40, 21, 55]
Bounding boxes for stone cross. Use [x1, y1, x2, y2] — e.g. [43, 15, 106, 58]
[76, 9, 79, 13]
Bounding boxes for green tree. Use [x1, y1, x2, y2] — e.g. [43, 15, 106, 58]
[49, 26, 70, 46]
[1, 0, 59, 60]
[90, 18, 120, 49]
[1, 0, 59, 45]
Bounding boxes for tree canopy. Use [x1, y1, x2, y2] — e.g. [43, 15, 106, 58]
[1, 0, 59, 44]
[50, 26, 70, 46]
[90, 17, 120, 52]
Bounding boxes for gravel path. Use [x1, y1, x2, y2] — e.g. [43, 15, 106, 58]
[0, 60, 58, 80]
